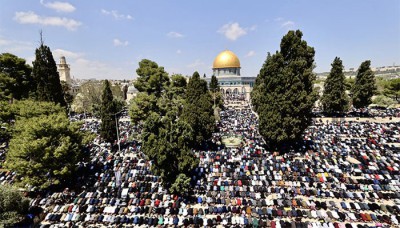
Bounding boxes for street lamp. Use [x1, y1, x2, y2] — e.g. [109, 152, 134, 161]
[112, 107, 126, 152]
[114, 112, 121, 152]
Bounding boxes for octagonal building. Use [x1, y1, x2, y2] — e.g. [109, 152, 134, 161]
[209, 50, 256, 101]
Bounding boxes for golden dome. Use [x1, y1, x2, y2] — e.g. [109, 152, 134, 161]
[213, 50, 240, 69]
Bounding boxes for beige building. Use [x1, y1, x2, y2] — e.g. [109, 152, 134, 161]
[57, 56, 79, 95]
[208, 50, 256, 101]
[57, 56, 71, 84]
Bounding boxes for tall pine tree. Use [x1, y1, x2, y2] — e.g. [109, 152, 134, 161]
[252, 30, 318, 149]
[321, 57, 349, 114]
[251, 52, 271, 113]
[351, 60, 376, 109]
[100, 80, 118, 144]
[181, 72, 215, 144]
[209, 75, 219, 92]
[32, 38, 66, 106]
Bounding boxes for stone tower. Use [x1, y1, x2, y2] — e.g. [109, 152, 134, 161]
[57, 56, 71, 84]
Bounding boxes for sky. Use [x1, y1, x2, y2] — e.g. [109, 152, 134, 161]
[1, 0, 399, 80]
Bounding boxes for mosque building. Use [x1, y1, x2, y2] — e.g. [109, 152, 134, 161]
[209, 50, 256, 101]
[126, 50, 256, 103]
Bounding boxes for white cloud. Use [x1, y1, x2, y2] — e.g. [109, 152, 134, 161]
[51, 48, 133, 79]
[101, 9, 133, 20]
[14, 11, 81, 30]
[40, 0, 76, 13]
[176, 49, 182, 54]
[281, 20, 295, 27]
[217, 22, 247, 41]
[113, 38, 129, 46]
[0, 38, 12, 46]
[187, 59, 204, 68]
[167, 31, 184, 38]
[0, 37, 34, 53]
[274, 17, 284, 22]
[245, 50, 256, 57]
[249, 25, 257, 31]
[52, 48, 84, 59]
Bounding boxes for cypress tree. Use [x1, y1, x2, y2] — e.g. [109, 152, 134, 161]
[32, 39, 66, 106]
[252, 30, 318, 149]
[351, 60, 376, 109]
[100, 80, 117, 143]
[209, 75, 220, 92]
[251, 52, 271, 113]
[321, 57, 349, 114]
[182, 71, 215, 144]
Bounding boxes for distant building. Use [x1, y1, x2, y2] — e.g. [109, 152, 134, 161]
[126, 84, 138, 103]
[57, 56, 71, 84]
[206, 50, 256, 101]
[57, 56, 79, 95]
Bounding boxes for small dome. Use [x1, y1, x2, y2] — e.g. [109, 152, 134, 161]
[127, 85, 138, 93]
[213, 50, 240, 69]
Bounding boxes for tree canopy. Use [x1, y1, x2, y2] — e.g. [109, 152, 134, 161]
[5, 101, 92, 190]
[129, 62, 203, 194]
[134, 59, 169, 97]
[351, 60, 377, 109]
[0, 53, 33, 101]
[383, 78, 400, 102]
[209, 75, 220, 92]
[0, 185, 30, 227]
[72, 81, 124, 116]
[251, 30, 318, 149]
[321, 57, 349, 114]
[32, 43, 66, 107]
[100, 80, 118, 144]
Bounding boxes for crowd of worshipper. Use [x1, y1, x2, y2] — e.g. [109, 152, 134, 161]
[313, 108, 400, 118]
[224, 93, 247, 102]
[1, 100, 400, 228]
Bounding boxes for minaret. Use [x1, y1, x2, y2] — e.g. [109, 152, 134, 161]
[57, 56, 71, 84]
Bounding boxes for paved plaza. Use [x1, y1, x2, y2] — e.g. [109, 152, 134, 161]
[1, 100, 400, 228]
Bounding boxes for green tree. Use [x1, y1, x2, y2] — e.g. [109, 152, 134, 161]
[383, 78, 400, 102]
[209, 75, 223, 109]
[72, 81, 102, 116]
[0, 53, 34, 101]
[351, 60, 377, 109]
[251, 53, 271, 113]
[5, 101, 91, 189]
[100, 80, 118, 143]
[0, 185, 30, 227]
[251, 30, 318, 148]
[0, 72, 15, 101]
[32, 41, 66, 107]
[134, 59, 169, 97]
[122, 84, 128, 100]
[142, 111, 197, 194]
[129, 92, 158, 125]
[0, 99, 66, 143]
[209, 75, 220, 91]
[169, 74, 187, 97]
[321, 57, 349, 114]
[372, 95, 396, 107]
[344, 77, 355, 91]
[61, 81, 74, 108]
[181, 72, 215, 144]
[129, 60, 199, 194]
